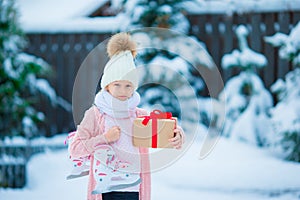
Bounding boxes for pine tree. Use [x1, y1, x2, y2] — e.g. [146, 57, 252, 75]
[265, 22, 300, 162]
[117, 0, 215, 126]
[219, 25, 273, 146]
[0, 0, 66, 139]
[130, 0, 189, 32]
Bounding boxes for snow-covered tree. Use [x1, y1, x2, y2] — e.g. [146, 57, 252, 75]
[112, 1, 216, 132]
[0, 0, 70, 139]
[265, 22, 300, 161]
[219, 25, 273, 146]
[264, 21, 300, 68]
[121, 0, 190, 33]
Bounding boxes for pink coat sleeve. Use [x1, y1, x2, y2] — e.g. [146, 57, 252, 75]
[69, 106, 107, 158]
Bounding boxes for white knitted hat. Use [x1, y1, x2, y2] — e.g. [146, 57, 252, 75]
[100, 33, 138, 89]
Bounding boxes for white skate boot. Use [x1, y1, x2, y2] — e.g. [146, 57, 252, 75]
[108, 160, 141, 191]
[92, 145, 115, 194]
[66, 156, 90, 180]
[65, 132, 90, 180]
[92, 145, 141, 194]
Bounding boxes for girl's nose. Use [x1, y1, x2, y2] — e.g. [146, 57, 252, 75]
[119, 87, 127, 94]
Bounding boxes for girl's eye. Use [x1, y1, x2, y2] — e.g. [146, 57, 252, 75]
[114, 83, 120, 87]
[126, 85, 132, 88]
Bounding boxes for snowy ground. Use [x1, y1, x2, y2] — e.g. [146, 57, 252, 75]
[1, 134, 300, 200]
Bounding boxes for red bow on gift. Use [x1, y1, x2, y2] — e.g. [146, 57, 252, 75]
[139, 110, 175, 148]
[141, 110, 173, 125]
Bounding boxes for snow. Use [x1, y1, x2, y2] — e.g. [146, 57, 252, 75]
[15, 0, 123, 33]
[22, 116, 35, 136]
[132, 31, 216, 69]
[3, 58, 19, 79]
[218, 72, 273, 145]
[2, 134, 69, 147]
[268, 68, 300, 161]
[222, 25, 267, 70]
[264, 33, 288, 47]
[183, 0, 300, 14]
[16, 0, 106, 21]
[1, 135, 300, 200]
[264, 21, 300, 66]
[0, 154, 26, 165]
[16, 0, 300, 33]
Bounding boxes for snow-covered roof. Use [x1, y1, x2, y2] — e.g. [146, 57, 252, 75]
[16, 0, 300, 33]
[16, 0, 123, 33]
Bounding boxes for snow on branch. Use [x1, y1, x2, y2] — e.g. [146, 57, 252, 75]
[222, 25, 267, 70]
[264, 21, 300, 67]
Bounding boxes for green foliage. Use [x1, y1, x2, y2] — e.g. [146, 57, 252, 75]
[0, 0, 53, 139]
[270, 69, 300, 162]
[131, 0, 188, 29]
[138, 0, 184, 27]
[281, 130, 300, 162]
[240, 81, 253, 96]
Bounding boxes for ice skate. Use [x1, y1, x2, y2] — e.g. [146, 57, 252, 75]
[91, 145, 115, 194]
[66, 157, 90, 180]
[108, 160, 141, 191]
[91, 145, 141, 194]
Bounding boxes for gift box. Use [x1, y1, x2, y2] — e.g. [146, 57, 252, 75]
[133, 110, 177, 148]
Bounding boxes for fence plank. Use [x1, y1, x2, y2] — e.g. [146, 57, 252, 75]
[250, 13, 262, 52]
[249, 13, 265, 79]
[291, 13, 300, 70]
[263, 12, 276, 88]
[277, 12, 291, 79]
[222, 15, 234, 82]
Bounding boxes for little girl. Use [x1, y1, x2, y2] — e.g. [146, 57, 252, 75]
[69, 32, 184, 200]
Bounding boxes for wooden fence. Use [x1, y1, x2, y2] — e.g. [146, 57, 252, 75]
[188, 11, 300, 95]
[0, 144, 28, 188]
[24, 11, 300, 136]
[0, 138, 67, 188]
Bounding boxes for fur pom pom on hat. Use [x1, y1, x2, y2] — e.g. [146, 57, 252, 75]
[100, 33, 138, 89]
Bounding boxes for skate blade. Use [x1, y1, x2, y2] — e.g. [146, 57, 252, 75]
[108, 178, 142, 191]
[91, 178, 141, 194]
[91, 189, 110, 195]
[66, 171, 89, 180]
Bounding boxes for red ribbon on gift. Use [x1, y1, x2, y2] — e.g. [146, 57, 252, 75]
[140, 110, 175, 148]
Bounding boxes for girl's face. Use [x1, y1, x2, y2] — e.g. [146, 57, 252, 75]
[106, 80, 134, 101]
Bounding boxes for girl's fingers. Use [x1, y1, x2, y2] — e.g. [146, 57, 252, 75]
[171, 142, 182, 149]
[170, 139, 181, 146]
[169, 135, 182, 149]
[169, 132, 180, 142]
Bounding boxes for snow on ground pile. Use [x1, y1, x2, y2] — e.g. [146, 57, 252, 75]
[0, 150, 88, 200]
[1, 136, 300, 200]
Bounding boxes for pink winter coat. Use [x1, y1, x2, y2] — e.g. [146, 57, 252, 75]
[69, 105, 151, 200]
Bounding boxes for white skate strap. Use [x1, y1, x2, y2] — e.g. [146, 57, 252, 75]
[66, 171, 89, 180]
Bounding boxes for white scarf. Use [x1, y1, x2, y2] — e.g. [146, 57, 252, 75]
[94, 90, 140, 119]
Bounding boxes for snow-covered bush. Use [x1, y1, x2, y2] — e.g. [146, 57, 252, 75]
[265, 22, 300, 161]
[219, 25, 273, 146]
[0, 0, 70, 139]
[264, 21, 300, 67]
[269, 69, 300, 161]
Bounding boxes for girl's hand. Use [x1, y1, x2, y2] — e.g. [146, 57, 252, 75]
[169, 128, 184, 149]
[104, 126, 121, 143]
